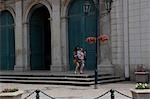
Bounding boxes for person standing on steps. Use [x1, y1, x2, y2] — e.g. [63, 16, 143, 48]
[77, 48, 86, 74]
[73, 46, 80, 74]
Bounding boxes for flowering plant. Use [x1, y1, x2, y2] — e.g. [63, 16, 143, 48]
[97, 34, 109, 43]
[86, 37, 96, 44]
[136, 64, 145, 72]
[1, 88, 19, 93]
[135, 83, 150, 89]
[86, 34, 109, 44]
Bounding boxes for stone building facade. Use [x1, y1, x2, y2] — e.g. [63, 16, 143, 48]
[0, 0, 150, 81]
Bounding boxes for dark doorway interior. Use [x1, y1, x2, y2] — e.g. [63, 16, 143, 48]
[29, 5, 51, 70]
[0, 11, 15, 70]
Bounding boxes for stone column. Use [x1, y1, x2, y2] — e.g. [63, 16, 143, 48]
[123, 0, 129, 79]
[98, 13, 114, 74]
[51, 0, 63, 72]
[22, 22, 30, 71]
[14, 0, 24, 71]
[60, 16, 68, 72]
[98, 0, 114, 74]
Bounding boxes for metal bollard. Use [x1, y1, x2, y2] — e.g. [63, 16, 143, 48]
[94, 70, 98, 89]
[35, 90, 40, 99]
[110, 89, 115, 99]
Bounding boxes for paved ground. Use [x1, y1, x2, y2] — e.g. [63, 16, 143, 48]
[0, 81, 135, 99]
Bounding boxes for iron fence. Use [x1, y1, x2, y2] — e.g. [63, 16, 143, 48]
[94, 89, 133, 99]
[24, 89, 55, 99]
[24, 89, 132, 99]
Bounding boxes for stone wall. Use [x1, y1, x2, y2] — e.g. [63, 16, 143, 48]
[0, 0, 64, 71]
[128, 0, 150, 65]
[128, 0, 150, 80]
[111, 0, 124, 77]
[111, 0, 150, 80]
[1, 0, 150, 80]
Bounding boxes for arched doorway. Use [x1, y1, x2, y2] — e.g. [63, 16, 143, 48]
[0, 11, 15, 70]
[68, 0, 97, 70]
[29, 5, 51, 70]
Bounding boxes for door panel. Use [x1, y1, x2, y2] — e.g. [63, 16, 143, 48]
[0, 11, 15, 70]
[68, 0, 97, 70]
[29, 6, 51, 70]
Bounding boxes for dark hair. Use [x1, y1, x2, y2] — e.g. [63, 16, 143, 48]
[74, 46, 79, 51]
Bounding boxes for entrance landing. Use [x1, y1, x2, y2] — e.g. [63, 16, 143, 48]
[0, 71, 124, 86]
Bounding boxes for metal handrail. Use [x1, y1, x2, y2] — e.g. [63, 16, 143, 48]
[114, 90, 133, 99]
[24, 89, 55, 99]
[94, 89, 133, 99]
[24, 91, 35, 99]
[24, 89, 133, 99]
[94, 90, 110, 99]
[40, 90, 55, 99]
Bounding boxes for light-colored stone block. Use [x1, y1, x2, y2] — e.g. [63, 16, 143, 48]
[0, 91, 23, 99]
[131, 89, 150, 99]
[135, 72, 149, 83]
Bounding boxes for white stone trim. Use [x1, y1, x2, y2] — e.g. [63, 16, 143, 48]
[0, 7, 16, 20]
[0, 91, 24, 97]
[23, 0, 52, 23]
[123, 0, 130, 79]
[60, 0, 72, 71]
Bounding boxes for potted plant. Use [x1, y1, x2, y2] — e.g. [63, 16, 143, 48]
[131, 83, 150, 99]
[135, 64, 149, 83]
[0, 88, 23, 99]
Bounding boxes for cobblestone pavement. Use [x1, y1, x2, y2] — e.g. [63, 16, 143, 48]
[0, 81, 135, 99]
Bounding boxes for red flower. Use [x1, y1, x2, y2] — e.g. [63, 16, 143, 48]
[86, 37, 96, 44]
[98, 34, 109, 43]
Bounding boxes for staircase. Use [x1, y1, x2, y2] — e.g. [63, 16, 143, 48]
[0, 71, 125, 86]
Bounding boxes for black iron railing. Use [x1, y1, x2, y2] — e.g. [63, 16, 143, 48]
[24, 89, 132, 99]
[24, 89, 55, 99]
[94, 89, 133, 99]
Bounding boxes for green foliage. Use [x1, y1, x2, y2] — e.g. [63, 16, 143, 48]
[1, 88, 19, 93]
[135, 83, 150, 89]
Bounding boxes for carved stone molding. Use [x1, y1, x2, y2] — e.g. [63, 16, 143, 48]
[62, 0, 68, 6]
[0, 3, 5, 10]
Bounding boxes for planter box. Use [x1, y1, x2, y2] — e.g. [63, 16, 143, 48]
[135, 72, 149, 83]
[131, 89, 150, 99]
[0, 91, 24, 99]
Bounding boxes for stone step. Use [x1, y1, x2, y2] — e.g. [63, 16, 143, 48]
[0, 72, 110, 78]
[0, 75, 123, 86]
[0, 77, 124, 86]
[0, 71, 110, 78]
[0, 71, 124, 86]
[0, 75, 120, 81]
[98, 78, 125, 84]
[0, 79, 93, 86]
[0, 76, 93, 82]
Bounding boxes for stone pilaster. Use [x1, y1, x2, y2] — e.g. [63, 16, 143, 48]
[14, 0, 24, 71]
[60, 16, 68, 72]
[123, 0, 129, 79]
[98, 14, 114, 75]
[51, 0, 63, 72]
[22, 22, 30, 71]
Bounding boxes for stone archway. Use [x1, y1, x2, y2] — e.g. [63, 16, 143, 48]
[22, 0, 53, 71]
[28, 4, 51, 70]
[0, 10, 15, 70]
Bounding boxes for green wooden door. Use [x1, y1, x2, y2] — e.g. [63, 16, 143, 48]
[0, 11, 15, 70]
[68, 0, 97, 70]
[29, 6, 51, 70]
